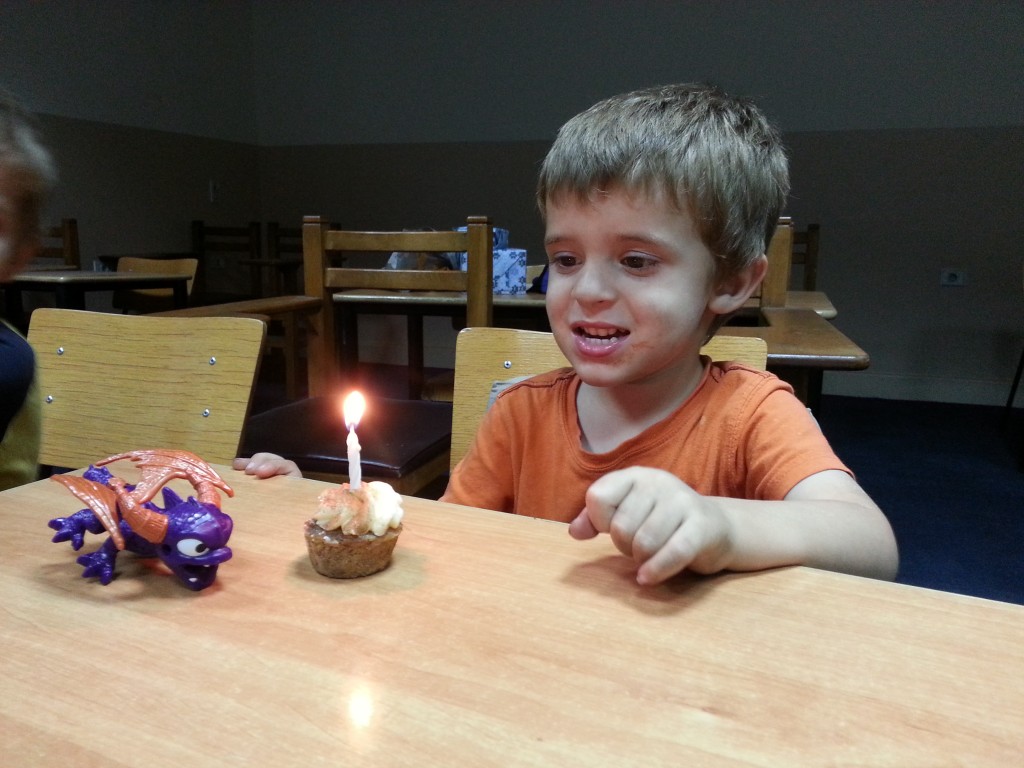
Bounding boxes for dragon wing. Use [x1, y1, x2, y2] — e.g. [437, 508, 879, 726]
[51, 475, 125, 550]
[98, 449, 233, 505]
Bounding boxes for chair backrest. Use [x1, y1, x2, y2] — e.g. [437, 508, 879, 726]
[113, 256, 199, 312]
[266, 221, 302, 261]
[753, 217, 794, 308]
[302, 214, 494, 396]
[40, 218, 80, 268]
[265, 220, 336, 296]
[27, 308, 266, 468]
[790, 223, 820, 291]
[191, 220, 262, 299]
[191, 220, 262, 259]
[450, 327, 769, 469]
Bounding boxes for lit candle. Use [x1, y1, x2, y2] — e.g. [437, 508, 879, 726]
[342, 391, 366, 490]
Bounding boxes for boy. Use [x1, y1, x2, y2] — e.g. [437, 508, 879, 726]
[440, 84, 898, 585]
[239, 83, 898, 587]
[0, 89, 56, 490]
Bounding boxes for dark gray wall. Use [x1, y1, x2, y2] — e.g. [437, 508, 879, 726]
[2, 0, 1022, 403]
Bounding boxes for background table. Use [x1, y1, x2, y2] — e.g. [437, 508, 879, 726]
[3, 270, 191, 329]
[2, 465, 1022, 765]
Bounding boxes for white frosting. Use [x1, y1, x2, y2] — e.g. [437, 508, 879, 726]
[363, 481, 404, 536]
[314, 481, 404, 536]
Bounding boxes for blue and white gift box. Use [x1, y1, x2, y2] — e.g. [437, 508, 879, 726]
[457, 246, 527, 295]
[491, 248, 527, 295]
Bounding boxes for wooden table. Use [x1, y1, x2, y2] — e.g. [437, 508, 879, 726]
[3, 465, 1022, 766]
[724, 308, 868, 410]
[2, 270, 191, 329]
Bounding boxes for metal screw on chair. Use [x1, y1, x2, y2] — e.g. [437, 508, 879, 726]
[57, 347, 64, 356]
[45, 395, 54, 403]
[202, 409, 211, 418]
[503, 360, 512, 369]
[209, 357, 217, 365]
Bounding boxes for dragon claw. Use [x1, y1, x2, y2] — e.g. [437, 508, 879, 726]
[76, 549, 117, 585]
[48, 510, 105, 551]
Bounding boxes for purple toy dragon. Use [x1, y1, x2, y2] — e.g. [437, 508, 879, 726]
[48, 449, 234, 591]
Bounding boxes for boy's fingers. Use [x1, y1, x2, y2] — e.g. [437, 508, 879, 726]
[583, 472, 634, 533]
[568, 509, 599, 540]
[636, 527, 699, 585]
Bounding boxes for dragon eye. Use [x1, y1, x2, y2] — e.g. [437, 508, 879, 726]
[176, 538, 210, 557]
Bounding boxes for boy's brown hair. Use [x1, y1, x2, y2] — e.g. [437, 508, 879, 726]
[537, 83, 789, 277]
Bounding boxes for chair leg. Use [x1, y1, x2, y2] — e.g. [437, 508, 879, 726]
[1004, 345, 1024, 419]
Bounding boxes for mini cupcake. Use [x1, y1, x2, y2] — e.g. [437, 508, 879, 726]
[304, 482, 404, 578]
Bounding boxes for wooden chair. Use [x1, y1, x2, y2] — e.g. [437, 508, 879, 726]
[258, 221, 304, 295]
[112, 255, 198, 313]
[303, 214, 493, 398]
[239, 215, 494, 494]
[755, 217, 794, 308]
[791, 223, 821, 291]
[40, 218, 80, 268]
[450, 327, 768, 469]
[27, 308, 266, 469]
[190, 220, 262, 302]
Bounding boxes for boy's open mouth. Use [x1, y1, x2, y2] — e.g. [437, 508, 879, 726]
[575, 325, 629, 346]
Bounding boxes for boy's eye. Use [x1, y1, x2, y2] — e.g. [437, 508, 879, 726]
[550, 253, 579, 269]
[621, 253, 657, 271]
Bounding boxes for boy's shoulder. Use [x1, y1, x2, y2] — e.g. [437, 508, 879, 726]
[700, 359, 796, 414]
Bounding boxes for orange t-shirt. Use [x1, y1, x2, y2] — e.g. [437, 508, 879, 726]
[442, 360, 850, 521]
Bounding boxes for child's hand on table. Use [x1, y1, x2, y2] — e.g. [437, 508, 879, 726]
[233, 453, 303, 479]
[569, 467, 732, 586]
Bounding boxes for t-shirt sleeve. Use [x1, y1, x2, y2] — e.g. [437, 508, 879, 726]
[738, 385, 852, 500]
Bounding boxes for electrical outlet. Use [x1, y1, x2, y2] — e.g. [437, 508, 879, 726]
[940, 269, 966, 287]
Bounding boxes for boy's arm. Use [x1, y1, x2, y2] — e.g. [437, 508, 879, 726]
[570, 467, 898, 585]
[712, 470, 897, 580]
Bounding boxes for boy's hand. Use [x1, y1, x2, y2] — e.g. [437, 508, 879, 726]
[232, 453, 303, 479]
[569, 467, 733, 585]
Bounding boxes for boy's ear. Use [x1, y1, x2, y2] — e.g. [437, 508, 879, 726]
[708, 254, 768, 316]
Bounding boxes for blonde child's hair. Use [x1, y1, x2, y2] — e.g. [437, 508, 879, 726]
[537, 83, 789, 277]
[0, 88, 57, 237]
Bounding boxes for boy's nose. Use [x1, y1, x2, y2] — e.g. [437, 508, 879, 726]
[572, 261, 616, 303]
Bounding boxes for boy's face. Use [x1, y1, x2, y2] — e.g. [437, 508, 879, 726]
[543, 186, 747, 392]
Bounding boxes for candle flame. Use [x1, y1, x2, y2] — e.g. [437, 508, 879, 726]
[343, 391, 366, 430]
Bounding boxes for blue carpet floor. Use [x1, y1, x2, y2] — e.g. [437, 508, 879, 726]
[817, 396, 1024, 605]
